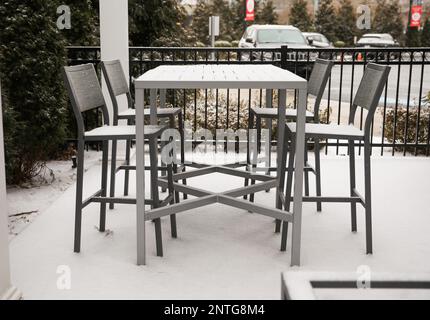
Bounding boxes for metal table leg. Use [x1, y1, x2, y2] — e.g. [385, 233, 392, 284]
[290, 87, 307, 267]
[136, 88, 146, 265]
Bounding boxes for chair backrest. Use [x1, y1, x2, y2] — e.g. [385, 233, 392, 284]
[307, 59, 334, 121]
[349, 63, 391, 136]
[101, 60, 133, 124]
[63, 63, 109, 135]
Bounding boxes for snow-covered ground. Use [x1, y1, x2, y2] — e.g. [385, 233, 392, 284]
[7, 147, 430, 299]
[6, 151, 100, 239]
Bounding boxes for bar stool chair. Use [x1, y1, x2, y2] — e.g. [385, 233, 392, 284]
[101, 60, 186, 210]
[63, 63, 175, 257]
[280, 63, 391, 254]
[246, 59, 333, 221]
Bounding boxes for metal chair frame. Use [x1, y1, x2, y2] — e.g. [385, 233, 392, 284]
[279, 63, 391, 254]
[63, 63, 176, 257]
[101, 60, 186, 210]
[246, 59, 333, 224]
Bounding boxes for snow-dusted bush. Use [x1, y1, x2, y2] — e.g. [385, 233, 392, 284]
[0, 1, 67, 184]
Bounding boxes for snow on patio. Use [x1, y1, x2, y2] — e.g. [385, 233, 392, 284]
[8, 151, 430, 299]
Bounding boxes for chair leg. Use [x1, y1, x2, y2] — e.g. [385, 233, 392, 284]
[348, 140, 357, 232]
[124, 119, 132, 196]
[314, 139, 322, 212]
[109, 140, 117, 210]
[280, 221, 289, 252]
[266, 118, 272, 178]
[249, 114, 259, 203]
[149, 137, 163, 257]
[74, 140, 85, 253]
[278, 136, 295, 234]
[123, 138, 131, 196]
[276, 133, 288, 210]
[249, 167, 256, 203]
[244, 110, 255, 200]
[99, 141, 109, 232]
[304, 143, 309, 197]
[256, 115, 262, 154]
[364, 140, 373, 254]
[167, 163, 177, 238]
[178, 113, 187, 200]
[160, 117, 172, 193]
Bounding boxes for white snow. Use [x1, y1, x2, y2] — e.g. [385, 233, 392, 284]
[7, 151, 100, 239]
[7, 150, 430, 299]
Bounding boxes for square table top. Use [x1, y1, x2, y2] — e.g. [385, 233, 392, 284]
[134, 64, 307, 90]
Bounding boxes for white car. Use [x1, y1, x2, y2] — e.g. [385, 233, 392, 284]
[239, 25, 312, 50]
[356, 33, 399, 48]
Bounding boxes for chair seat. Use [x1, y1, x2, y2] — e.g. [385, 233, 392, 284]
[286, 123, 365, 140]
[118, 107, 182, 120]
[84, 125, 166, 141]
[251, 107, 314, 119]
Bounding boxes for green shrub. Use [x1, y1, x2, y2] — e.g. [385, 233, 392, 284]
[333, 41, 345, 47]
[0, 1, 67, 184]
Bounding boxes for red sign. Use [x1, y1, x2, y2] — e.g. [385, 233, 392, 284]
[245, 0, 255, 21]
[410, 5, 423, 27]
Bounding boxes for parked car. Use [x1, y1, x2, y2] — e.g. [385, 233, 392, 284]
[302, 32, 333, 48]
[355, 33, 400, 61]
[356, 33, 399, 48]
[302, 32, 334, 59]
[238, 25, 315, 76]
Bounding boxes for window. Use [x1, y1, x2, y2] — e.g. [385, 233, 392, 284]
[257, 29, 306, 44]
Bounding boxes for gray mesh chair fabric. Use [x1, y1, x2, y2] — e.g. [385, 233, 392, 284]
[63, 63, 176, 258]
[101, 60, 187, 208]
[280, 63, 391, 255]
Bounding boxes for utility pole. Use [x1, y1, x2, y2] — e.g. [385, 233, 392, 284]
[314, 0, 319, 15]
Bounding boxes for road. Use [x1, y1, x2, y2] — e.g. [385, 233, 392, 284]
[324, 64, 430, 107]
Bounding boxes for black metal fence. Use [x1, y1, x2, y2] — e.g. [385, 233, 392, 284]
[67, 46, 430, 156]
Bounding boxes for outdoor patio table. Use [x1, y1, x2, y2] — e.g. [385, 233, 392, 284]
[134, 64, 308, 266]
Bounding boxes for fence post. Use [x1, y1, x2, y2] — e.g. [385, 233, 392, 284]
[281, 45, 288, 70]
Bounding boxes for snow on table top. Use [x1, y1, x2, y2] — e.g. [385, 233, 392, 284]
[135, 64, 307, 89]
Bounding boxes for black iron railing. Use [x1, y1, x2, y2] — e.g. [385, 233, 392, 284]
[67, 46, 430, 156]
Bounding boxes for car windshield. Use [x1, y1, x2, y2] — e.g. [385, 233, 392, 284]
[257, 29, 306, 44]
[310, 34, 329, 43]
[362, 36, 382, 39]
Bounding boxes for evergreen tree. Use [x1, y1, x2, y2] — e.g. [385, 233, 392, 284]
[129, 0, 192, 46]
[289, 0, 313, 32]
[0, 1, 67, 184]
[315, 0, 337, 42]
[230, 0, 249, 41]
[421, 17, 430, 47]
[335, 0, 357, 45]
[405, 27, 421, 47]
[257, 0, 278, 25]
[372, 0, 403, 41]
